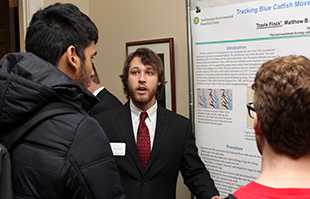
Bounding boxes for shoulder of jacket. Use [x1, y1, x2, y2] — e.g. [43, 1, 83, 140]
[158, 106, 190, 122]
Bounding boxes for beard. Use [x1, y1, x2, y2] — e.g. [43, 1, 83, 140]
[128, 84, 157, 106]
[76, 59, 89, 88]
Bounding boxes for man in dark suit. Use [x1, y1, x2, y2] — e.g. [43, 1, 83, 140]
[94, 48, 220, 199]
[88, 63, 122, 116]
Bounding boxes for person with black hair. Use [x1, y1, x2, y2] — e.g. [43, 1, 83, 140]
[0, 3, 125, 199]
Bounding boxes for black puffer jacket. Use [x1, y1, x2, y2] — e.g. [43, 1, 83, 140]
[0, 53, 126, 199]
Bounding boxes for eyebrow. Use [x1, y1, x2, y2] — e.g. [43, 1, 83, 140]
[130, 66, 140, 70]
[146, 66, 154, 70]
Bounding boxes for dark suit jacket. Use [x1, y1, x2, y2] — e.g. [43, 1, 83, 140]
[90, 88, 122, 116]
[94, 102, 219, 199]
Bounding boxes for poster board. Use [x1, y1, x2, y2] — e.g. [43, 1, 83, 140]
[191, 0, 310, 196]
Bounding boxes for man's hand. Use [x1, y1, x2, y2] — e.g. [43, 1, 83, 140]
[211, 196, 222, 199]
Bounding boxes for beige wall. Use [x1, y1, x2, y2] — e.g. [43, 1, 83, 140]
[43, 0, 89, 14]
[20, 0, 189, 119]
[18, 0, 89, 51]
[89, 1, 190, 119]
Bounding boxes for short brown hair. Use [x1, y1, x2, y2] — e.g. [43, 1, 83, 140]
[253, 55, 310, 159]
[120, 48, 166, 99]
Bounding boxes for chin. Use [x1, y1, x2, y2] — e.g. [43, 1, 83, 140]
[133, 95, 152, 104]
[135, 98, 150, 105]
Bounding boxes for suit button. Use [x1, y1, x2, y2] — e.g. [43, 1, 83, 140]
[141, 180, 146, 185]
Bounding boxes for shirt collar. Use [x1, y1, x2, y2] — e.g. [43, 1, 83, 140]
[93, 86, 105, 96]
[130, 100, 157, 123]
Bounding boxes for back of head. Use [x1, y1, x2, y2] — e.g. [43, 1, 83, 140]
[25, 3, 98, 66]
[120, 47, 166, 100]
[253, 55, 310, 159]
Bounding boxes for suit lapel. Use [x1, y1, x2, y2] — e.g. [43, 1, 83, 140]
[144, 105, 170, 172]
[117, 102, 143, 172]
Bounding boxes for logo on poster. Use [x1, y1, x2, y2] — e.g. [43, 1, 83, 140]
[194, 17, 199, 25]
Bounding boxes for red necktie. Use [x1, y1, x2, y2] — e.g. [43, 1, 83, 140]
[137, 112, 150, 171]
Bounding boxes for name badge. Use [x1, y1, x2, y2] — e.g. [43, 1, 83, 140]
[110, 142, 126, 156]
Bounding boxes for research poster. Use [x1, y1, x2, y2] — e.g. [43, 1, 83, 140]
[191, 0, 310, 196]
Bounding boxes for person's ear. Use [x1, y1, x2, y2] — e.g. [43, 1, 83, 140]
[66, 45, 79, 72]
[158, 81, 162, 86]
[254, 112, 262, 136]
[254, 111, 265, 155]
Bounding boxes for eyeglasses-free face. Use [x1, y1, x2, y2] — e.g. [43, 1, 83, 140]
[247, 102, 255, 119]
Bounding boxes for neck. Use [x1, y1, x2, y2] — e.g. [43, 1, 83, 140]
[131, 99, 156, 112]
[257, 145, 310, 188]
[88, 83, 101, 94]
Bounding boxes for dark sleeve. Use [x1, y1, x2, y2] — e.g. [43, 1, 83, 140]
[180, 121, 219, 199]
[90, 93, 123, 116]
[66, 117, 126, 199]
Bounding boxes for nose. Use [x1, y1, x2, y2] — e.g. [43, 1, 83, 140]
[90, 68, 95, 78]
[138, 72, 146, 83]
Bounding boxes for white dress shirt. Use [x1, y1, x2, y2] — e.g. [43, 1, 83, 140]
[130, 100, 157, 149]
[92, 86, 105, 96]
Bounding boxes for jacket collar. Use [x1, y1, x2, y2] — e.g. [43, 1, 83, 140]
[116, 102, 170, 174]
[0, 52, 98, 129]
